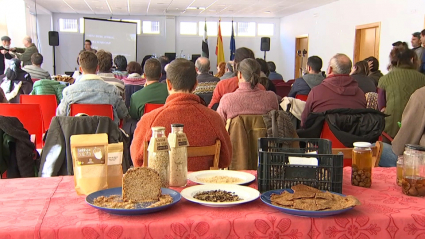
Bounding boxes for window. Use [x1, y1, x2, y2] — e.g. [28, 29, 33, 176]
[258, 23, 274, 36]
[142, 21, 160, 34]
[180, 22, 197, 35]
[237, 22, 256, 36]
[220, 22, 237, 37]
[79, 18, 84, 33]
[198, 22, 217, 36]
[59, 19, 78, 32]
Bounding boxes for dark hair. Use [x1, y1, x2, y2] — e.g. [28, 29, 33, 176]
[413, 32, 421, 39]
[352, 61, 370, 75]
[114, 55, 127, 71]
[166, 58, 197, 92]
[96, 50, 113, 72]
[307, 56, 322, 73]
[31, 53, 43, 65]
[389, 45, 418, 69]
[226, 62, 233, 72]
[234, 47, 255, 72]
[256, 58, 270, 77]
[85, 39, 92, 45]
[238, 58, 261, 89]
[159, 57, 169, 75]
[79, 51, 98, 73]
[267, 61, 276, 72]
[422, 29, 425, 36]
[141, 55, 153, 73]
[127, 61, 142, 74]
[364, 56, 379, 72]
[144, 58, 162, 81]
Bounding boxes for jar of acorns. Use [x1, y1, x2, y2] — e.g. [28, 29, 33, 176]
[402, 145, 425, 197]
[351, 142, 372, 188]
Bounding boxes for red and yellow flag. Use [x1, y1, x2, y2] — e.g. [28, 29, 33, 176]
[216, 19, 225, 65]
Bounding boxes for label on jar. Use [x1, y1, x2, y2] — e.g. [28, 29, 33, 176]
[148, 137, 170, 152]
[108, 152, 123, 165]
[168, 133, 189, 148]
[75, 146, 106, 165]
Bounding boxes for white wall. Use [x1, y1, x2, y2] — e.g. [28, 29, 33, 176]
[37, 15, 53, 74]
[49, 13, 281, 74]
[279, 0, 425, 80]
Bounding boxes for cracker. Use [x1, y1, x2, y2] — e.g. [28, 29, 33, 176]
[292, 191, 315, 199]
[315, 192, 335, 200]
[293, 199, 319, 211]
[315, 199, 333, 210]
[291, 184, 322, 193]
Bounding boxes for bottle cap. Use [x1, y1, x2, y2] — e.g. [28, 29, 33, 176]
[151, 126, 166, 131]
[353, 142, 372, 148]
[405, 144, 425, 151]
[171, 124, 184, 127]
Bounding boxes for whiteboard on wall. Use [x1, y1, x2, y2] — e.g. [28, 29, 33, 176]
[84, 17, 137, 62]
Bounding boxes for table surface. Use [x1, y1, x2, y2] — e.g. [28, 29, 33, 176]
[0, 167, 424, 239]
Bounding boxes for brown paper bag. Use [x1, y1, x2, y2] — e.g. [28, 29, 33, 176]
[107, 143, 123, 188]
[71, 134, 108, 195]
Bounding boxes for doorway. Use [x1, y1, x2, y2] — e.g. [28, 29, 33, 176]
[294, 35, 309, 79]
[353, 22, 381, 63]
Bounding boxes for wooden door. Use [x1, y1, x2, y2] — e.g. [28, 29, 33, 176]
[354, 22, 381, 63]
[294, 36, 309, 79]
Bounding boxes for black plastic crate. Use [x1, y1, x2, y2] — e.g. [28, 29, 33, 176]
[257, 138, 343, 193]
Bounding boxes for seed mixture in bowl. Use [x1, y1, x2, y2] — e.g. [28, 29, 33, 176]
[193, 190, 242, 202]
[197, 176, 244, 184]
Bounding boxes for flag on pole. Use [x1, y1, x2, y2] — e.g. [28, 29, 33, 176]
[216, 19, 225, 65]
[202, 20, 209, 58]
[230, 20, 236, 61]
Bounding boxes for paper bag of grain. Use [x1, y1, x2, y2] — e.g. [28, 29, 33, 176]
[107, 143, 123, 188]
[71, 134, 108, 195]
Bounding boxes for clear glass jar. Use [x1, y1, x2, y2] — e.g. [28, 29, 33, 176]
[351, 142, 373, 188]
[402, 145, 425, 197]
[148, 126, 170, 188]
[168, 124, 188, 187]
[396, 156, 403, 186]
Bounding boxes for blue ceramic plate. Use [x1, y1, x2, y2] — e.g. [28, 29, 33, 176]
[261, 189, 355, 218]
[86, 187, 181, 215]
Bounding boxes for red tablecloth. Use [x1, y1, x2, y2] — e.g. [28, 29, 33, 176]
[0, 167, 424, 239]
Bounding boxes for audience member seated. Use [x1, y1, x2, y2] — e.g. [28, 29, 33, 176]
[0, 87, 8, 103]
[22, 53, 51, 80]
[411, 32, 423, 61]
[56, 51, 128, 125]
[350, 60, 376, 93]
[193, 57, 220, 105]
[140, 55, 153, 74]
[113, 55, 128, 80]
[130, 58, 232, 171]
[209, 47, 265, 109]
[256, 58, 276, 93]
[378, 46, 425, 139]
[96, 50, 125, 97]
[31, 79, 67, 104]
[214, 61, 225, 78]
[364, 56, 383, 86]
[288, 56, 324, 98]
[217, 58, 279, 122]
[220, 62, 235, 80]
[267, 61, 284, 81]
[129, 58, 168, 120]
[123, 61, 145, 108]
[420, 29, 425, 74]
[301, 53, 366, 126]
[0, 58, 32, 103]
[159, 56, 169, 83]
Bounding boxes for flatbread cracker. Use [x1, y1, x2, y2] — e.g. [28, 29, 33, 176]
[293, 199, 319, 211]
[292, 191, 315, 199]
[315, 199, 333, 210]
[291, 184, 322, 193]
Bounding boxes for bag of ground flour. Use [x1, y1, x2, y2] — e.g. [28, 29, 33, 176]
[107, 142, 123, 188]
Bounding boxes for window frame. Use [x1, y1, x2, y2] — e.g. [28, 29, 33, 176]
[180, 21, 198, 36]
[59, 18, 78, 33]
[142, 20, 160, 35]
[237, 21, 256, 37]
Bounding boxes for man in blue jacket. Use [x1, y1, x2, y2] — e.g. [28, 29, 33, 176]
[288, 56, 325, 98]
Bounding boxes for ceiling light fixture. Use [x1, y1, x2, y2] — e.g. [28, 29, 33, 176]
[127, 0, 130, 14]
[184, 0, 197, 13]
[264, 11, 271, 13]
[199, 0, 218, 14]
[105, 0, 112, 14]
[186, 6, 205, 10]
[83, 0, 94, 13]
[147, 0, 151, 14]
[62, 0, 77, 12]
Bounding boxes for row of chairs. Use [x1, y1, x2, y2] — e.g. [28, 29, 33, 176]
[0, 94, 165, 149]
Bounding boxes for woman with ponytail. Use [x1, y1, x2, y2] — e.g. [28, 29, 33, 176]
[378, 45, 425, 139]
[216, 58, 279, 122]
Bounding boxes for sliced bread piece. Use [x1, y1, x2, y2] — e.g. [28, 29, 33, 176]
[122, 167, 162, 202]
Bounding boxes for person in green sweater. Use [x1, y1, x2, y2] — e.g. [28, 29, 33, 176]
[129, 58, 168, 120]
[378, 46, 425, 139]
[30, 80, 67, 104]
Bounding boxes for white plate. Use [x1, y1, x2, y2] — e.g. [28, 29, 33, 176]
[187, 170, 256, 185]
[181, 184, 260, 207]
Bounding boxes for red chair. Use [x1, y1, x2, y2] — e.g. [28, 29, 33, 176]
[70, 104, 113, 120]
[295, 94, 308, 101]
[144, 103, 164, 114]
[20, 95, 57, 132]
[320, 121, 350, 167]
[287, 79, 295, 85]
[0, 103, 44, 149]
[31, 78, 41, 83]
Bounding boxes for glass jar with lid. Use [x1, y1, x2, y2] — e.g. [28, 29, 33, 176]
[168, 124, 189, 187]
[402, 144, 425, 197]
[147, 126, 170, 188]
[396, 156, 403, 186]
[351, 142, 373, 188]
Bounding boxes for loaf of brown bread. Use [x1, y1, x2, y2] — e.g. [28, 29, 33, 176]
[122, 167, 162, 202]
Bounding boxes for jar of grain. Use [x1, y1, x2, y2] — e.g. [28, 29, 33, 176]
[147, 126, 170, 188]
[402, 145, 425, 197]
[168, 124, 189, 187]
[351, 142, 373, 188]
